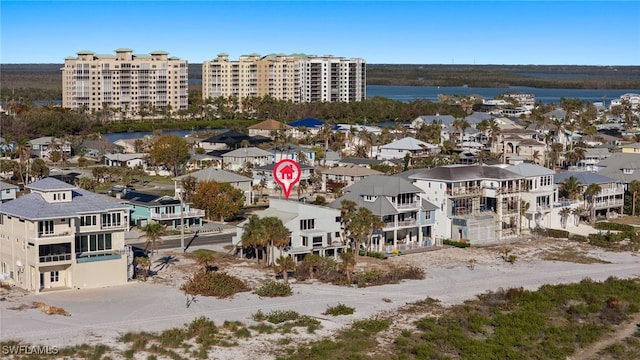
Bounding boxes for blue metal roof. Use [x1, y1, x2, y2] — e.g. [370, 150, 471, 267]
[288, 118, 325, 128]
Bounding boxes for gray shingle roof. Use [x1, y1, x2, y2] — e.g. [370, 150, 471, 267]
[222, 147, 273, 157]
[505, 163, 556, 177]
[328, 192, 399, 216]
[554, 171, 618, 185]
[0, 180, 19, 191]
[173, 167, 252, 183]
[1, 186, 128, 220]
[409, 165, 522, 182]
[342, 175, 423, 196]
[27, 177, 76, 191]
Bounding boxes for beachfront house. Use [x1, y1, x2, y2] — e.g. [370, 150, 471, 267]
[119, 190, 205, 229]
[232, 198, 346, 263]
[409, 165, 523, 245]
[328, 174, 437, 253]
[0, 178, 130, 292]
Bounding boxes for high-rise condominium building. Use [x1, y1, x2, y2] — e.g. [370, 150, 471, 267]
[202, 53, 366, 104]
[62, 49, 188, 119]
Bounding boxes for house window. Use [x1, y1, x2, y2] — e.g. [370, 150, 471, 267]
[300, 219, 315, 230]
[102, 213, 121, 227]
[425, 211, 431, 220]
[75, 233, 113, 253]
[50, 271, 59, 282]
[623, 168, 634, 174]
[38, 220, 54, 236]
[302, 236, 308, 247]
[312, 236, 323, 247]
[80, 215, 96, 227]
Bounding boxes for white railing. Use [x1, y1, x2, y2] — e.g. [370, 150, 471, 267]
[38, 231, 71, 238]
[151, 209, 205, 220]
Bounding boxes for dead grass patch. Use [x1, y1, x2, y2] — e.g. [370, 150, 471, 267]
[32, 301, 71, 316]
[541, 248, 610, 264]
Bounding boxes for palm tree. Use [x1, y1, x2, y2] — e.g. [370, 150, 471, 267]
[141, 221, 165, 256]
[532, 150, 542, 165]
[560, 176, 583, 201]
[629, 180, 640, 216]
[549, 142, 564, 170]
[584, 183, 602, 223]
[262, 217, 290, 266]
[559, 207, 571, 229]
[338, 251, 356, 285]
[520, 200, 530, 232]
[241, 215, 268, 265]
[274, 256, 295, 284]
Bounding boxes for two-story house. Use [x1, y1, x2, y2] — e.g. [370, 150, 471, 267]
[377, 137, 438, 161]
[0, 178, 130, 292]
[251, 163, 315, 190]
[173, 167, 253, 205]
[29, 137, 72, 159]
[222, 147, 272, 172]
[119, 190, 205, 229]
[409, 165, 523, 245]
[328, 175, 437, 252]
[497, 158, 555, 230]
[554, 172, 625, 220]
[232, 199, 345, 263]
[316, 165, 383, 193]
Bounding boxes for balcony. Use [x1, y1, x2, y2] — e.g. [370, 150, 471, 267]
[447, 187, 482, 197]
[38, 231, 72, 239]
[396, 202, 419, 210]
[151, 209, 205, 220]
[39, 253, 72, 263]
[594, 199, 624, 209]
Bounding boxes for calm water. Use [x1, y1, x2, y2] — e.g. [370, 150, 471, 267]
[102, 85, 640, 142]
[367, 85, 639, 105]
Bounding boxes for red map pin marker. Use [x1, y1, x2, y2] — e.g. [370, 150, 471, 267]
[273, 159, 301, 200]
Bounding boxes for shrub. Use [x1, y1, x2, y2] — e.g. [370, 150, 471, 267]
[352, 318, 390, 334]
[538, 228, 570, 239]
[254, 280, 292, 297]
[265, 310, 301, 324]
[180, 271, 250, 298]
[358, 250, 386, 259]
[443, 239, 470, 248]
[593, 222, 637, 232]
[323, 303, 356, 316]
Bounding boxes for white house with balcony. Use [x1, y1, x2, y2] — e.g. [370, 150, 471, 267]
[0, 178, 130, 292]
[554, 172, 625, 221]
[29, 137, 72, 159]
[222, 147, 272, 171]
[328, 175, 437, 253]
[409, 165, 523, 245]
[232, 199, 345, 263]
[496, 158, 555, 230]
[377, 137, 438, 161]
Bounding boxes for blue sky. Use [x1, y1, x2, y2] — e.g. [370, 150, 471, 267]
[1, 1, 639, 65]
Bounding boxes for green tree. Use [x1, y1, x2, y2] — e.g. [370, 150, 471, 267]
[349, 207, 384, 257]
[629, 180, 640, 216]
[193, 180, 244, 222]
[262, 216, 291, 266]
[150, 134, 190, 177]
[274, 255, 296, 284]
[180, 175, 198, 202]
[560, 176, 583, 201]
[241, 215, 268, 265]
[141, 221, 165, 255]
[584, 183, 602, 223]
[30, 158, 49, 179]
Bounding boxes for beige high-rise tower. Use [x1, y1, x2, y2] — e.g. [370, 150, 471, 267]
[202, 53, 365, 105]
[62, 48, 188, 120]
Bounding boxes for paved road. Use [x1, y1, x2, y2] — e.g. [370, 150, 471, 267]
[127, 231, 234, 251]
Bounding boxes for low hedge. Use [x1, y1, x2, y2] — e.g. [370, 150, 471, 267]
[443, 239, 470, 248]
[593, 222, 637, 233]
[534, 228, 570, 239]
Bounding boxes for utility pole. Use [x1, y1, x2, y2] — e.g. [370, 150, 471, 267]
[176, 186, 185, 251]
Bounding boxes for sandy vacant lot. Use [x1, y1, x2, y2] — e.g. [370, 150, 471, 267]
[1, 238, 639, 359]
